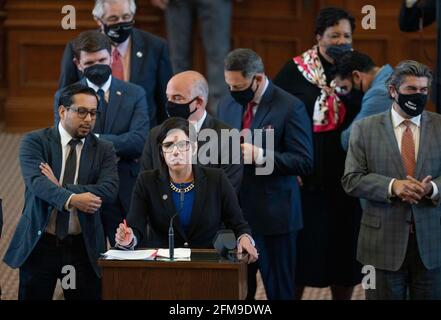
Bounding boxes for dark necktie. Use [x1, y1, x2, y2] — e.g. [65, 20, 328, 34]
[242, 101, 257, 129]
[96, 88, 107, 133]
[56, 138, 80, 240]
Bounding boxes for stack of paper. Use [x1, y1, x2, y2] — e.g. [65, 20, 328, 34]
[103, 249, 157, 260]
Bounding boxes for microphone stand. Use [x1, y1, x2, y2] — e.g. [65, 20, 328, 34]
[169, 189, 185, 260]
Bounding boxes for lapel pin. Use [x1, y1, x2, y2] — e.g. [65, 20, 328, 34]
[162, 194, 168, 200]
[116, 91, 122, 96]
[137, 51, 143, 58]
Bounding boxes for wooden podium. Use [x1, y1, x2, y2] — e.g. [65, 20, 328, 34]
[98, 249, 248, 300]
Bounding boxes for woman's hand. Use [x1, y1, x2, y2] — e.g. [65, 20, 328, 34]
[237, 235, 259, 263]
[115, 223, 134, 247]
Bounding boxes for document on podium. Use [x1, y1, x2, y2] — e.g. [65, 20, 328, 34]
[156, 248, 191, 259]
[103, 249, 158, 260]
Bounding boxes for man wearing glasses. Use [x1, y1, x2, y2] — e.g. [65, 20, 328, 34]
[58, 0, 173, 127]
[55, 30, 149, 248]
[3, 83, 119, 300]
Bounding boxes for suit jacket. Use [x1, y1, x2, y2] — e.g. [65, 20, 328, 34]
[342, 110, 441, 271]
[54, 77, 149, 212]
[399, 0, 436, 32]
[140, 114, 243, 193]
[3, 127, 119, 276]
[128, 165, 251, 248]
[217, 81, 313, 235]
[58, 28, 173, 127]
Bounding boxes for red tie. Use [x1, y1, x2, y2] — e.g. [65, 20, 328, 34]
[242, 102, 256, 129]
[401, 120, 416, 177]
[112, 48, 124, 81]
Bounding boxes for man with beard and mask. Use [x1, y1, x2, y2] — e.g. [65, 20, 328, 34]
[342, 60, 441, 300]
[3, 83, 119, 300]
[54, 30, 149, 247]
[334, 51, 394, 151]
[140, 70, 243, 195]
[217, 48, 313, 300]
[58, 0, 172, 128]
[273, 7, 363, 300]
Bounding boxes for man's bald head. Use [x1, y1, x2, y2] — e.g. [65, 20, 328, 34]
[167, 71, 209, 106]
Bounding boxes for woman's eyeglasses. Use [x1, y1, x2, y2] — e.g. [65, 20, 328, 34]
[161, 140, 191, 153]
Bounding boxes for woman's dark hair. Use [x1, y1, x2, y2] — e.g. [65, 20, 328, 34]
[315, 7, 356, 36]
[156, 117, 196, 170]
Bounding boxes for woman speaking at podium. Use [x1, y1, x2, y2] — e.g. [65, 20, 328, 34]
[114, 117, 258, 262]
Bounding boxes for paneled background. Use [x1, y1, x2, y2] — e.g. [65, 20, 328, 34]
[0, 0, 437, 131]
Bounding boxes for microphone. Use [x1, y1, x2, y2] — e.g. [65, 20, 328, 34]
[168, 190, 185, 260]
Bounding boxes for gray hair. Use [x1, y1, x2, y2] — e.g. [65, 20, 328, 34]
[224, 48, 265, 79]
[191, 78, 209, 102]
[387, 60, 433, 89]
[92, 0, 137, 19]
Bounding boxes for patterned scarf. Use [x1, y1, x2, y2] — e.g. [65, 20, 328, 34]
[293, 45, 346, 132]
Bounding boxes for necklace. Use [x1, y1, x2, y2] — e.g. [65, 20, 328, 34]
[170, 181, 195, 193]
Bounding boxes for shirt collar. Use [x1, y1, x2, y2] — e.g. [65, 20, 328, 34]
[113, 36, 131, 56]
[254, 77, 269, 105]
[86, 75, 112, 93]
[191, 110, 207, 133]
[58, 123, 85, 148]
[391, 105, 421, 128]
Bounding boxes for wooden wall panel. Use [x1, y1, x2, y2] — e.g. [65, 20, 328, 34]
[2, 0, 438, 131]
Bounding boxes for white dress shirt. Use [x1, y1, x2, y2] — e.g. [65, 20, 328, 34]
[387, 107, 439, 199]
[249, 77, 269, 165]
[45, 123, 85, 235]
[86, 75, 112, 102]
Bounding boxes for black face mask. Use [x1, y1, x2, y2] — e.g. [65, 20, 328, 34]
[230, 77, 258, 107]
[326, 43, 352, 61]
[396, 91, 428, 117]
[83, 64, 111, 87]
[102, 20, 134, 44]
[166, 97, 198, 119]
[351, 78, 365, 95]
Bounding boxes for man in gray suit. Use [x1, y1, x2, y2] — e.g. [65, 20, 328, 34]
[342, 60, 441, 300]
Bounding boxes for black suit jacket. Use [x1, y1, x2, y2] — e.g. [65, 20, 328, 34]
[217, 81, 314, 235]
[140, 114, 243, 193]
[127, 165, 251, 248]
[58, 28, 173, 127]
[3, 127, 119, 277]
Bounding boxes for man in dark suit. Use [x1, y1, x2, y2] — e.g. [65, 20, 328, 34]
[342, 60, 441, 299]
[3, 83, 119, 300]
[217, 48, 313, 300]
[399, 0, 440, 111]
[58, 0, 173, 127]
[55, 30, 149, 247]
[140, 70, 242, 193]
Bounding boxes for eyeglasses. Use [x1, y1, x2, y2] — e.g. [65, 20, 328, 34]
[66, 106, 100, 119]
[102, 14, 134, 25]
[161, 140, 191, 153]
